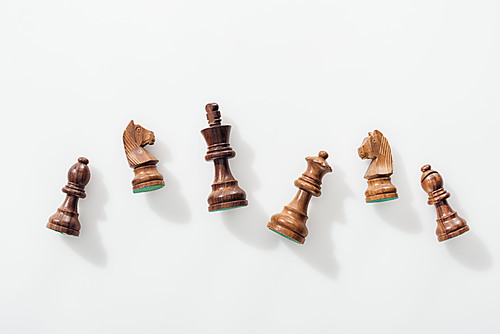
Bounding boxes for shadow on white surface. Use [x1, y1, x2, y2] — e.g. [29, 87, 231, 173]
[417, 168, 493, 270]
[63, 166, 108, 267]
[373, 151, 423, 233]
[284, 165, 354, 280]
[220, 116, 279, 249]
[149, 135, 172, 163]
[146, 139, 192, 223]
[444, 183, 470, 227]
[445, 231, 493, 270]
[222, 198, 279, 250]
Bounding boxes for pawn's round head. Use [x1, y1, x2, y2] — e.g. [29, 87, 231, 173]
[420, 164, 443, 193]
[421, 164, 431, 173]
[78, 157, 89, 165]
[68, 157, 91, 187]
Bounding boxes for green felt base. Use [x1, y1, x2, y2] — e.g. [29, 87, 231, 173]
[133, 184, 164, 193]
[210, 205, 246, 212]
[367, 197, 398, 203]
[268, 228, 301, 244]
[57, 230, 77, 237]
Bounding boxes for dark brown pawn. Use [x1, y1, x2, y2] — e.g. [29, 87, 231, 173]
[267, 151, 332, 244]
[47, 157, 91, 236]
[420, 164, 469, 242]
[201, 103, 248, 212]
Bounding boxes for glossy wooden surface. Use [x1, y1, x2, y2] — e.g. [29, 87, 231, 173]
[201, 103, 248, 212]
[358, 130, 398, 203]
[47, 157, 91, 237]
[123, 120, 165, 193]
[420, 164, 469, 242]
[267, 151, 332, 244]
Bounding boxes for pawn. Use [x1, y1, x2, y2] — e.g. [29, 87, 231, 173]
[123, 120, 165, 193]
[357, 130, 398, 203]
[47, 157, 91, 236]
[201, 103, 248, 212]
[420, 164, 469, 242]
[267, 151, 332, 244]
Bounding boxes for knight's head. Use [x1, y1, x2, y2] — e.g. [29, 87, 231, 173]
[125, 121, 155, 147]
[123, 120, 158, 168]
[358, 130, 393, 177]
[134, 121, 155, 147]
[358, 130, 383, 159]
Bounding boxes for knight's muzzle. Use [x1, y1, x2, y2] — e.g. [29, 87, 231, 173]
[358, 147, 366, 158]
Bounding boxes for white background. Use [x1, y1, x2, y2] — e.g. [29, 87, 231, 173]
[0, 1, 499, 333]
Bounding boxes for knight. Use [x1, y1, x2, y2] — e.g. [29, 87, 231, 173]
[420, 164, 469, 242]
[201, 103, 248, 212]
[267, 151, 332, 244]
[357, 130, 398, 203]
[123, 120, 165, 193]
[47, 157, 91, 236]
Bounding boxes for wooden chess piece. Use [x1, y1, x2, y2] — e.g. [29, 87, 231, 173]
[47, 157, 91, 236]
[420, 164, 469, 242]
[123, 120, 165, 193]
[267, 151, 332, 244]
[357, 130, 398, 203]
[201, 103, 248, 212]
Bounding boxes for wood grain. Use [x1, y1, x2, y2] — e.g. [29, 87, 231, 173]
[267, 151, 332, 244]
[201, 103, 248, 212]
[47, 157, 91, 237]
[421, 164, 469, 242]
[123, 120, 165, 193]
[358, 130, 398, 203]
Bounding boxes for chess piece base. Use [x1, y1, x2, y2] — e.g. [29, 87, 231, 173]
[366, 192, 399, 203]
[438, 225, 469, 242]
[47, 207, 81, 236]
[267, 221, 305, 244]
[132, 164, 165, 193]
[47, 205, 81, 236]
[133, 183, 165, 193]
[209, 200, 248, 212]
[365, 176, 398, 203]
[436, 210, 469, 242]
[207, 179, 247, 212]
[46, 222, 80, 236]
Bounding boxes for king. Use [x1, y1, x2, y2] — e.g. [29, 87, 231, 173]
[201, 103, 248, 212]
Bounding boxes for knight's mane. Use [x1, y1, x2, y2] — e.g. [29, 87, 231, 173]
[123, 121, 156, 167]
[373, 131, 393, 175]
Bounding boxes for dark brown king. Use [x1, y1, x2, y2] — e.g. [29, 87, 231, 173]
[201, 103, 248, 212]
[420, 164, 469, 242]
[47, 157, 91, 236]
[267, 151, 332, 244]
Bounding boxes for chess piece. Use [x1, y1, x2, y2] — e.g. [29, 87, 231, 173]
[420, 164, 469, 242]
[201, 103, 248, 212]
[123, 120, 165, 193]
[267, 151, 332, 244]
[47, 157, 91, 236]
[357, 130, 398, 203]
